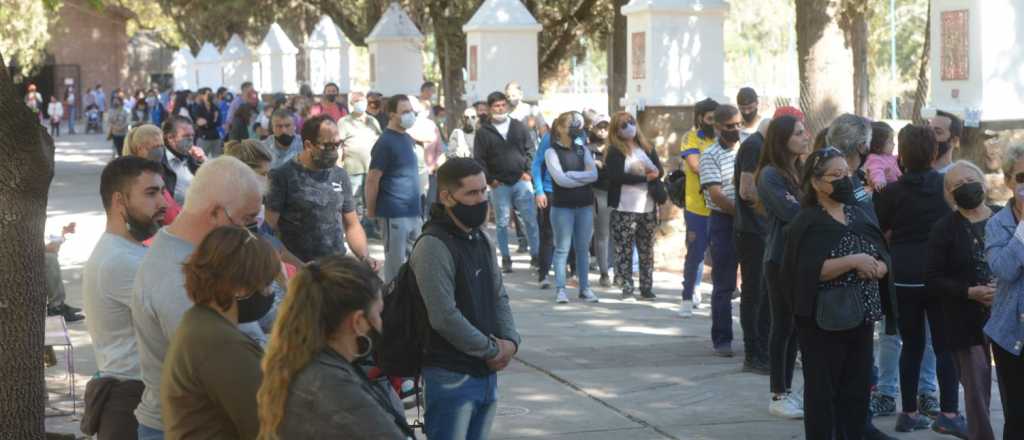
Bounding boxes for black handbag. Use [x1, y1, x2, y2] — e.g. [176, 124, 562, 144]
[648, 179, 668, 205]
[815, 285, 865, 331]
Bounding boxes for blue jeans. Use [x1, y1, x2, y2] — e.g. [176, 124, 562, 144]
[551, 206, 594, 292]
[67, 106, 76, 133]
[682, 210, 709, 301]
[380, 216, 423, 283]
[350, 173, 377, 236]
[876, 316, 938, 397]
[491, 180, 539, 259]
[709, 211, 737, 348]
[423, 367, 498, 440]
[137, 424, 164, 440]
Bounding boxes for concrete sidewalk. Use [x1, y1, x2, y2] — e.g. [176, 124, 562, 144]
[43, 133, 1003, 439]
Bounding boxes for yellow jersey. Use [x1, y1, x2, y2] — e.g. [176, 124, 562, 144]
[680, 129, 715, 216]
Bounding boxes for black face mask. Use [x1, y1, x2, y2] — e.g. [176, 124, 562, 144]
[449, 199, 488, 229]
[124, 211, 160, 242]
[275, 133, 294, 147]
[315, 149, 339, 169]
[720, 129, 740, 145]
[828, 176, 857, 205]
[741, 110, 758, 123]
[236, 289, 274, 323]
[699, 123, 715, 139]
[325, 94, 337, 103]
[246, 222, 261, 236]
[953, 181, 985, 209]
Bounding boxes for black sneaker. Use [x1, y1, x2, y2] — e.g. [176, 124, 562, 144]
[59, 304, 82, 314]
[621, 291, 636, 301]
[502, 256, 513, 273]
[743, 356, 770, 375]
[895, 413, 932, 432]
[46, 306, 63, 317]
[918, 393, 940, 417]
[598, 274, 612, 287]
[530, 256, 539, 270]
[869, 392, 897, 417]
[62, 310, 85, 323]
[931, 414, 968, 439]
[638, 291, 657, 301]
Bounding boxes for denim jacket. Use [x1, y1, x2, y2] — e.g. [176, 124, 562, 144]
[983, 206, 1024, 356]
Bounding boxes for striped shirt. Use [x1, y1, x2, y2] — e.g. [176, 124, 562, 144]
[698, 142, 737, 212]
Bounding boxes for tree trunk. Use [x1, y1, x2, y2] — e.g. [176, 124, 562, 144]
[911, 1, 931, 124]
[428, 1, 471, 129]
[846, 8, 871, 117]
[795, 0, 855, 135]
[607, 0, 628, 114]
[0, 51, 55, 439]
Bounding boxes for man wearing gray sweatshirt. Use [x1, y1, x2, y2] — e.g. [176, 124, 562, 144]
[410, 157, 521, 440]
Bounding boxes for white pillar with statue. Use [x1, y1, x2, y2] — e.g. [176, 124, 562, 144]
[256, 22, 299, 94]
[306, 15, 351, 94]
[194, 42, 223, 90]
[462, 0, 542, 103]
[365, 2, 424, 96]
[220, 34, 254, 93]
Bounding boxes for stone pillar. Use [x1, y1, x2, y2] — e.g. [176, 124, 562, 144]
[256, 23, 299, 94]
[194, 42, 223, 90]
[306, 15, 351, 93]
[221, 34, 254, 92]
[365, 2, 424, 96]
[462, 0, 542, 102]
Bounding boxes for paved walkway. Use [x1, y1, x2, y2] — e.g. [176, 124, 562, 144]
[44, 133, 1003, 438]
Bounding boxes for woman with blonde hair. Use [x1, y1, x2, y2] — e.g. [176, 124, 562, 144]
[604, 111, 662, 300]
[258, 256, 412, 439]
[224, 139, 274, 179]
[545, 111, 599, 303]
[124, 123, 181, 225]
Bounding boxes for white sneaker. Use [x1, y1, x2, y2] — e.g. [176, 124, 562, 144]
[769, 395, 804, 419]
[555, 289, 569, 304]
[787, 389, 804, 410]
[579, 289, 599, 303]
[678, 300, 693, 318]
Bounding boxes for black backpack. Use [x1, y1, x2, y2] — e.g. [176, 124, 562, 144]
[375, 228, 453, 378]
[666, 169, 686, 209]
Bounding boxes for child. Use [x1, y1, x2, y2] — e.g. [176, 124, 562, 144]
[47, 95, 64, 137]
[865, 121, 901, 191]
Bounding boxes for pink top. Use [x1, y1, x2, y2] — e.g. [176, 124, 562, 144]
[864, 153, 902, 188]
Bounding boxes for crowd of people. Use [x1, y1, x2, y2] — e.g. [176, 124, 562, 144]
[40, 74, 1020, 440]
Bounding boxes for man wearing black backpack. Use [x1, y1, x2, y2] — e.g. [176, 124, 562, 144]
[409, 157, 520, 440]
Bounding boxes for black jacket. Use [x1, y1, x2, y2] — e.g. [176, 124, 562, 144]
[875, 170, 951, 285]
[604, 146, 663, 210]
[473, 119, 534, 186]
[925, 207, 999, 351]
[191, 102, 219, 140]
[781, 204, 897, 334]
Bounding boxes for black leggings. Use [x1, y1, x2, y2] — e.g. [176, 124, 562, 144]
[993, 342, 1024, 440]
[765, 261, 799, 394]
[736, 232, 770, 361]
[797, 317, 873, 440]
[895, 286, 959, 413]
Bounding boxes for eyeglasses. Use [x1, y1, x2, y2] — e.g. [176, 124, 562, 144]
[317, 141, 342, 151]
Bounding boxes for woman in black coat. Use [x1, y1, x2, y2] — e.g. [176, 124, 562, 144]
[780, 147, 894, 440]
[925, 160, 998, 440]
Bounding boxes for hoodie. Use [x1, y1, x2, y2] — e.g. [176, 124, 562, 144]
[875, 169, 952, 286]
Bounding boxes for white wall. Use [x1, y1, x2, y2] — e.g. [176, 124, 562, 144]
[370, 41, 423, 96]
[466, 31, 539, 101]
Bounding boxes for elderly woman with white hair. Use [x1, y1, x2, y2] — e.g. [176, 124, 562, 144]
[981, 143, 1024, 439]
[926, 160, 998, 440]
[826, 113, 874, 208]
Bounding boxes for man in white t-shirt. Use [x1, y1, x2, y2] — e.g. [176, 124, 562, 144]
[698, 104, 743, 358]
[82, 156, 168, 438]
[737, 87, 763, 143]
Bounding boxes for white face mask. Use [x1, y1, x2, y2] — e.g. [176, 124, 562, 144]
[400, 112, 416, 129]
[352, 100, 368, 114]
[491, 113, 508, 123]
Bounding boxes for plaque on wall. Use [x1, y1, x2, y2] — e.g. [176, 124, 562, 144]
[631, 32, 646, 80]
[469, 45, 478, 81]
[941, 10, 969, 81]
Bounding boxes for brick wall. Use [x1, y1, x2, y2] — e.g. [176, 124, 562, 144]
[47, 0, 130, 96]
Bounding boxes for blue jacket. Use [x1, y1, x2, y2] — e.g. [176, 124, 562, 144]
[531, 133, 554, 195]
[983, 205, 1024, 355]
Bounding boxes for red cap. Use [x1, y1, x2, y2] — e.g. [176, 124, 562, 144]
[773, 106, 805, 122]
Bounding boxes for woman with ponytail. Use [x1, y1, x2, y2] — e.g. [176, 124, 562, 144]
[257, 256, 412, 439]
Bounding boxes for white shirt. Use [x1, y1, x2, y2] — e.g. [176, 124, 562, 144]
[618, 147, 656, 213]
[165, 148, 194, 205]
[82, 233, 147, 380]
[493, 117, 511, 140]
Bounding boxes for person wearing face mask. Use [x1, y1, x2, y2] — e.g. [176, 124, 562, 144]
[161, 115, 206, 205]
[338, 91, 384, 238]
[505, 81, 547, 136]
[261, 108, 304, 169]
[929, 110, 963, 174]
[781, 147, 895, 440]
[310, 82, 348, 122]
[679, 98, 719, 311]
[473, 91, 541, 273]
[258, 256, 413, 439]
[131, 156, 266, 438]
[409, 158, 521, 440]
[926, 161, 998, 440]
[875, 125, 965, 435]
[124, 124, 182, 226]
[698, 104, 744, 356]
[826, 114, 876, 216]
[364, 95, 423, 282]
[447, 107, 479, 161]
[160, 226, 280, 440]
[265, 115, 379, 271]
[108, 97, 132, 157]
[736, 87, 762, 142]
[81, 157, 167, 439]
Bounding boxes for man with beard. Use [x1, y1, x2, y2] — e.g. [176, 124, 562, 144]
[737, 87, 763, 143]
[266, 114, 380, 268]
[82, 157, 167, 438]
[929, 110, 963, 174]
